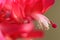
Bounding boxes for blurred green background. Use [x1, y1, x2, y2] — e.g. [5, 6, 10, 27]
[44, 0, 60, 40]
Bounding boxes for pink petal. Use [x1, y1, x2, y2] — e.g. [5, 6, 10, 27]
[19, 22, 34, 33]
[0, 0, 6, 10]
[0, 31, 6, 40]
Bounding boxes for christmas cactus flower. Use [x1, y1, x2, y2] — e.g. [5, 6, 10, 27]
[0, 0, 57, 40]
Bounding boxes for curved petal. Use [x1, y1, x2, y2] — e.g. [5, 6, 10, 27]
[24, 0, 55, 15]
[24, 0, 43, 15]
[42, 0, 55, 13]
[12, 3, 24, 22]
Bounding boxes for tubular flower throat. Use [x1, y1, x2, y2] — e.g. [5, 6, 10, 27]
[0, 0, 57, 40]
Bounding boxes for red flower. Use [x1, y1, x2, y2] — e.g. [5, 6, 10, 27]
[0, 0, 57, 40]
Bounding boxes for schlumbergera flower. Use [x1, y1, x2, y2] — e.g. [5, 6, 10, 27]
[0, 0, 57, 40]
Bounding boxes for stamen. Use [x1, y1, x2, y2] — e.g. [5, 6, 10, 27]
[31, 13, 50, 30]
[50, 21, 57, 28]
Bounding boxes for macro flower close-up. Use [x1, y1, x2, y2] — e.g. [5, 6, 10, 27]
[0, 0, 57, 40]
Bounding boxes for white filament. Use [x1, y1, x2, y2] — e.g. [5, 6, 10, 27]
[31, 13, 50, 30]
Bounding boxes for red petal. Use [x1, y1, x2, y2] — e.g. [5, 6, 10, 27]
[28, 30, 44, 38]
[24, 0, 55, 15]
[42, 0, 55, 13]
[24, 0, 43, 15]
[0, 21, 34, 38]
[12, 3, 24, 22]
[0, 0, 55, 21]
